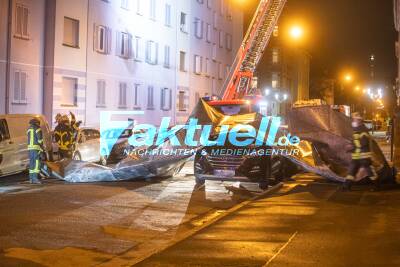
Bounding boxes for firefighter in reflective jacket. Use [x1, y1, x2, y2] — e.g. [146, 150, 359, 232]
[343, 112, 379, 191]
[27, 118, 43, 184]
[54, 115, 73, 159]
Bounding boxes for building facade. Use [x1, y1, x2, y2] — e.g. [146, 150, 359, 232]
[256, 25, 310, 116]
[0, 0, 243, 127]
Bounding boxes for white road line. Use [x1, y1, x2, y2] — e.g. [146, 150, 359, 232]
[264, 231, 298, 266]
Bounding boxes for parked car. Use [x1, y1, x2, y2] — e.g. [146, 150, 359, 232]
[70, 128, 130, 165]
[0, 114, 53, 177]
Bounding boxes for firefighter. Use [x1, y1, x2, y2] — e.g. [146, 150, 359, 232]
[54, 115, 74, 159]
[27, 118, 43, 184]
[69, 112, 82, 150]
[343, 112, 379, 191]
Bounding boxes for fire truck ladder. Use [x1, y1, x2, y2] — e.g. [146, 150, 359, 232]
[219, 0, 287, 100]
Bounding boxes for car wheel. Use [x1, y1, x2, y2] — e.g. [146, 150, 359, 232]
[73, 151, 82, 161]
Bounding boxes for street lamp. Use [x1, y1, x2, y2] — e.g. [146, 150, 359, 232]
[344, 74, 353, 82]
[289, 25, 304, 40]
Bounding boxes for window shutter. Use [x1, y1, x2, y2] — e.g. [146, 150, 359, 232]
[16, 5, 22, 36]
[106, 27, 112, 53]
[93, 24, 98, 51]
[22, 7, 28, 37]
[14, 71, 20, 101]
[20, 72, 26, 101]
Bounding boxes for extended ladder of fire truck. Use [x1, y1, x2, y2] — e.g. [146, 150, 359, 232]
[218, 0, 287, 100]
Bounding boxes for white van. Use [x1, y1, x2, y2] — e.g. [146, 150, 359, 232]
[0, 114, 52, 177]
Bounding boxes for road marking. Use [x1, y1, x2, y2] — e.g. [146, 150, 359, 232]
[264, 231, 298, 266]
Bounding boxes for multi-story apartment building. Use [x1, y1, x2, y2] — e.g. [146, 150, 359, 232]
[0, 0, 243, 127]
[256, 25, 310, 116]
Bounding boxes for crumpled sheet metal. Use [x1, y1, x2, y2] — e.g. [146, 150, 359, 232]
[286, 105, 392, 182]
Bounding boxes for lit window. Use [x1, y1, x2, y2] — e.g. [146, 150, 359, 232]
[63, 17, 79, 48]
[164, 45, 170, 68]
[13, 70, 27, 103]
[15, 4, 29, 39]
[119, 82, 127, 108]
[61, 77, 77, 106]
[272, 48, 279, 63]
[96, 80, 106, 107]
[272, 73, 279, 88]
[194, 55, 202, 75]
[180, 12, 188, 33]
[273, 26, 279, 37]
[178, 91, 186, 111]
[194, 18, 203, 39]
[179, 51, 186, 72]
[94, 25, 111, 54]
[117, 31, 132, 58]
[146, 40, 158, 65]
[165, 3, 171, 26]
[147, 86, 154, 109]
[161, 88, 172, 111]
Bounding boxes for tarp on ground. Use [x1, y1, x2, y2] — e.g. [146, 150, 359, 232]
[286, 105, 393, 182]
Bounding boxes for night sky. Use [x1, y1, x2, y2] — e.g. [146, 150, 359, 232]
[244, 0, 398, 85]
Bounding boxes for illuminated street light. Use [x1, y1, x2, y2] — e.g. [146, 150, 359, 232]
[344, 74, 353, 82]
[289, 25, 304, 40]
[355, 85, 360, 91]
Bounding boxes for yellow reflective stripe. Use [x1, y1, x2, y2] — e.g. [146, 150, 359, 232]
[28, 129, 35, 146]
[351, 152, 372, 159]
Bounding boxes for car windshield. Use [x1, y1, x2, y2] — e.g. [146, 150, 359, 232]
[213, 104, 251, 115]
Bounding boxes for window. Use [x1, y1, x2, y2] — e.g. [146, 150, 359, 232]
[206, 23, 212, 43]
[272, 48, 279, 63]
[61, 77, 77, 106]
[220, 0, 225, 16]
[94, 25, 111, 54]
[146, 40, 158, 65]
[136, 0, 143, 15]
[164, 45, 170, 68]
[227, 1, 232, 20]
[194, 55, 202, 75]
[218, 62, 223, 80]
[225, 64, 230, 77]
[147, 86, 154, 109]
[15, 4, 29, 39]
[96, 80, 106, 107]
[226, 33, 232, 51]
[197, 0, 204, 3]
[179, 51, 186, 72]
[180, 12, 188, 33]
[121, 0, 130, 10]
[117, 31, 132, 58]
[134, 36, 141, 60]
[178, 91, 186, 111]
[212, 43, 217, 60]
[119, 82, 127, 108]
[207, 0, 212, 9]
[194, 18, 203, 39]
[205, 58, 211, 77]
[13, 70, 27, 103]
[133, 83, 141, 108]
[273, 26, 279, 37]
[213, 11, 218, 29]
[219, 30, 224, 48]
[272, 73, 279, 88]
[161, 88, 172, 111]
[63, 17, 79, 48]
[149, 0, 156, 20]
[165, 3, 171, 26]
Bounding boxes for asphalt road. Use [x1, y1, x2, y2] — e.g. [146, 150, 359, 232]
[1, 164, 399, 266]
[135, 175, 400, 267]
